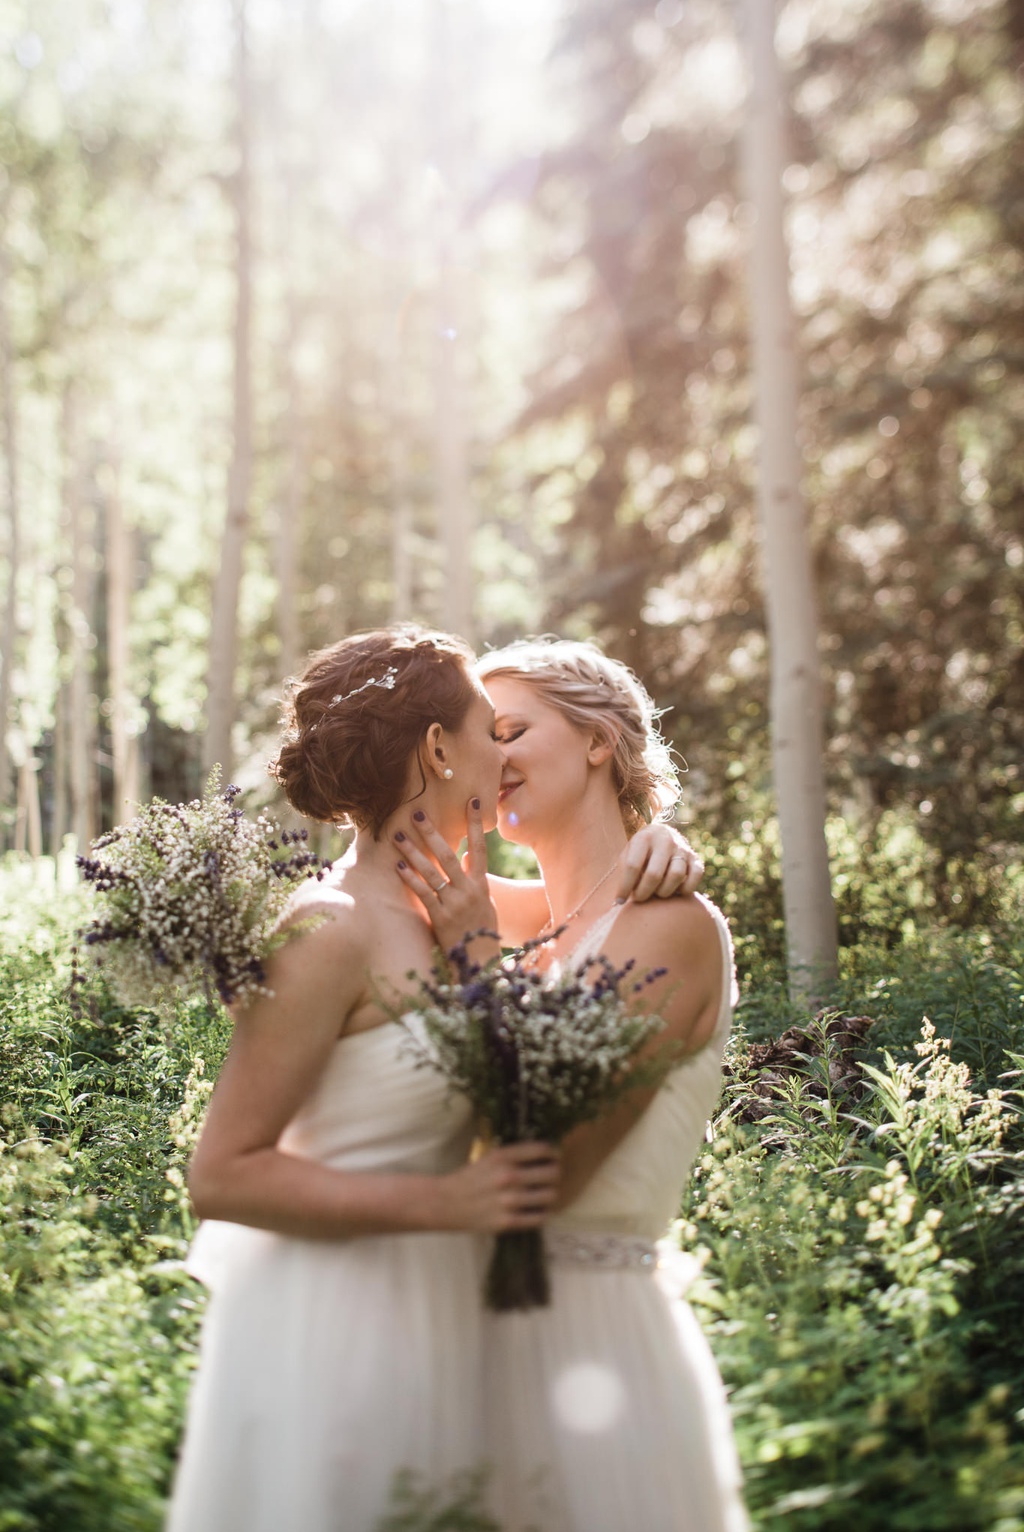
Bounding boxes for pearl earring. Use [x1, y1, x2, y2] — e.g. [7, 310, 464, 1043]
[443, 768, 454, 780]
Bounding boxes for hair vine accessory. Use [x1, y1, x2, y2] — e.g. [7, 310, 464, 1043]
[329, 666, 399, 707]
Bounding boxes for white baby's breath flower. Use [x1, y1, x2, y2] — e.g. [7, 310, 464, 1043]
[76, 769, 331, 1013]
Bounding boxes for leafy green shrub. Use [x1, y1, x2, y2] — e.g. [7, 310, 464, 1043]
[0, 857, 227, 1528]
[699, 805, 1024, 998]
[684, 1017, 1024, 1530]
[0, 1127, 203, 1531]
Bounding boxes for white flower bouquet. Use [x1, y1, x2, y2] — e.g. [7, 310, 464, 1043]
[75, 770, 331, 1012]
[403, 934, 673, 1311]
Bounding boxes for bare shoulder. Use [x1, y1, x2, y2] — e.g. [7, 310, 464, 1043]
[614, 891, 721, 964]
[603, 894, 723, 1040]
[258, 880, 368, 994]
[282, 874, 355, 926]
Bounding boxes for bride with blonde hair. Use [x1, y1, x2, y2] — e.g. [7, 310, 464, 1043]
[399, 636, 748, 1532]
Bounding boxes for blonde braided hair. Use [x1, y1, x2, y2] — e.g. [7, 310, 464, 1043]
[477, 638, 682, 834]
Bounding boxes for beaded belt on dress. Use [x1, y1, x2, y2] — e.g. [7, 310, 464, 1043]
[546, 1230, 658, 1272]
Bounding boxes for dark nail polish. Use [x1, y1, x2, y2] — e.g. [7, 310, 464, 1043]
[394, 830, 406, 842]
[471, 798, 480, 811]
[397, 860, 407, 870]
[413, 810, 426, 822]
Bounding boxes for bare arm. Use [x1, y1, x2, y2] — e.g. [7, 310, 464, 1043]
[555, 897, 723, 1209]
[188, 902, 558, 1238]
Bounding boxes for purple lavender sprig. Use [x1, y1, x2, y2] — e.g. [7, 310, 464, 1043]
[400, 927, 673, 1149]
[75, 768, 332, 1011]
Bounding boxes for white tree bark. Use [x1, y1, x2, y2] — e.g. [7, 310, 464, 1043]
[205, 0, 253, 779]
[0, 245, 20, 833]
[740, 0, 838, 1002]
[104, 457, 140, 822]
[276, 381, 301, 685]
[270, 31, 308, 691]
[14, 756, 41, 857]
[64, 387, 97, 851]
[50, 680, 68, 857]
[431, 0, 474, 644]
[388, 311, 414, 622]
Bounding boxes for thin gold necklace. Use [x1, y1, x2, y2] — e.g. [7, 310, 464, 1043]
[536, 856, 621, 943]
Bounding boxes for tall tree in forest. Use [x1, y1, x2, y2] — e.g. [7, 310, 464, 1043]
[388, 309, 415, 623]
[104, 457, 140, 822]
[206, 0, 254, 778]
[741, 0, 837, 998]
[63, 386, 97, 851]
[14, 756, 41, 856]
[431, 0, 474, 645]
[0, 239, 20, 836]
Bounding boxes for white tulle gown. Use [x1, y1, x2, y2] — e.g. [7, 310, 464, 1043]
[483, 893, 749, 1532]
[166, 1017, 485, 1532]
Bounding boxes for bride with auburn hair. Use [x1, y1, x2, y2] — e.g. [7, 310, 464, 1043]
[166, 625, 699, 1532]
[401, 637, 748, 1532]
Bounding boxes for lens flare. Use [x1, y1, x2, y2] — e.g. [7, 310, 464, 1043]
[552, 1362, 625, 1434]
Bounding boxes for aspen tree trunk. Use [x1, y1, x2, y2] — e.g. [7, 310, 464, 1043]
[740, 0, 838, 1002]
[276, 380, 301, 685]
[276, 163, 303, 685]
[0, 247, 20, 833]
[205, 0, 253, 778]
[431, 0, 473, 645]
[388, 310, 414, 622]
[26, 757, 42, 856]
[50, 680, 68, 857]
[14, 756, 41, 857]
[104, 458, 140, 822]
[64, 388, 97, 851]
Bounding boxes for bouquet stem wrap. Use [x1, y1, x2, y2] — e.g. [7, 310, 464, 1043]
[486, 1228, 550, 1312]
[400, 930, 671, 1312]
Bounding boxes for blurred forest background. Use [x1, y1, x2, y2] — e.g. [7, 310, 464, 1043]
[3, 6, 1024, 1528]
[0, 0, 1021, 921]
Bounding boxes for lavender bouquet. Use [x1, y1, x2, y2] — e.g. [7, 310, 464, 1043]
[403, 934, 672, 1311]
[76, 770, 331, 1012]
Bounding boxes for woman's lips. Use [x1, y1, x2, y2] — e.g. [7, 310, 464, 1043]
[498, 782, 521, 805]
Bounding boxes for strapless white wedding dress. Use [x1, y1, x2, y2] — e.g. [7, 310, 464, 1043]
[166, 1018, 484, 1532]
[483, 893, 749, 1532]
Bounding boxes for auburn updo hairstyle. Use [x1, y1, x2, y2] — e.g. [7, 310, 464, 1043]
[269, 626, 478, 836]
[477, 637, 681, 835]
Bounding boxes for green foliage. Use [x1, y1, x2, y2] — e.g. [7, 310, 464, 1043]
[375, 1470, 500, 1532]
[697, 801, 1024, 1039]
[683, 1009, 1024, 1530]
[0, 859, 229, 1529]
[3, 852, 1024, 1529]
[0, 1133, 201, 1532]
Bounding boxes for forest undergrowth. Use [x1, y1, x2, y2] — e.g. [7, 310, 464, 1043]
[0, 838, 1022, 1532]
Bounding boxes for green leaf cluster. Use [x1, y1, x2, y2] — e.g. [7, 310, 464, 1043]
[682, 952, 1024, 1529]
